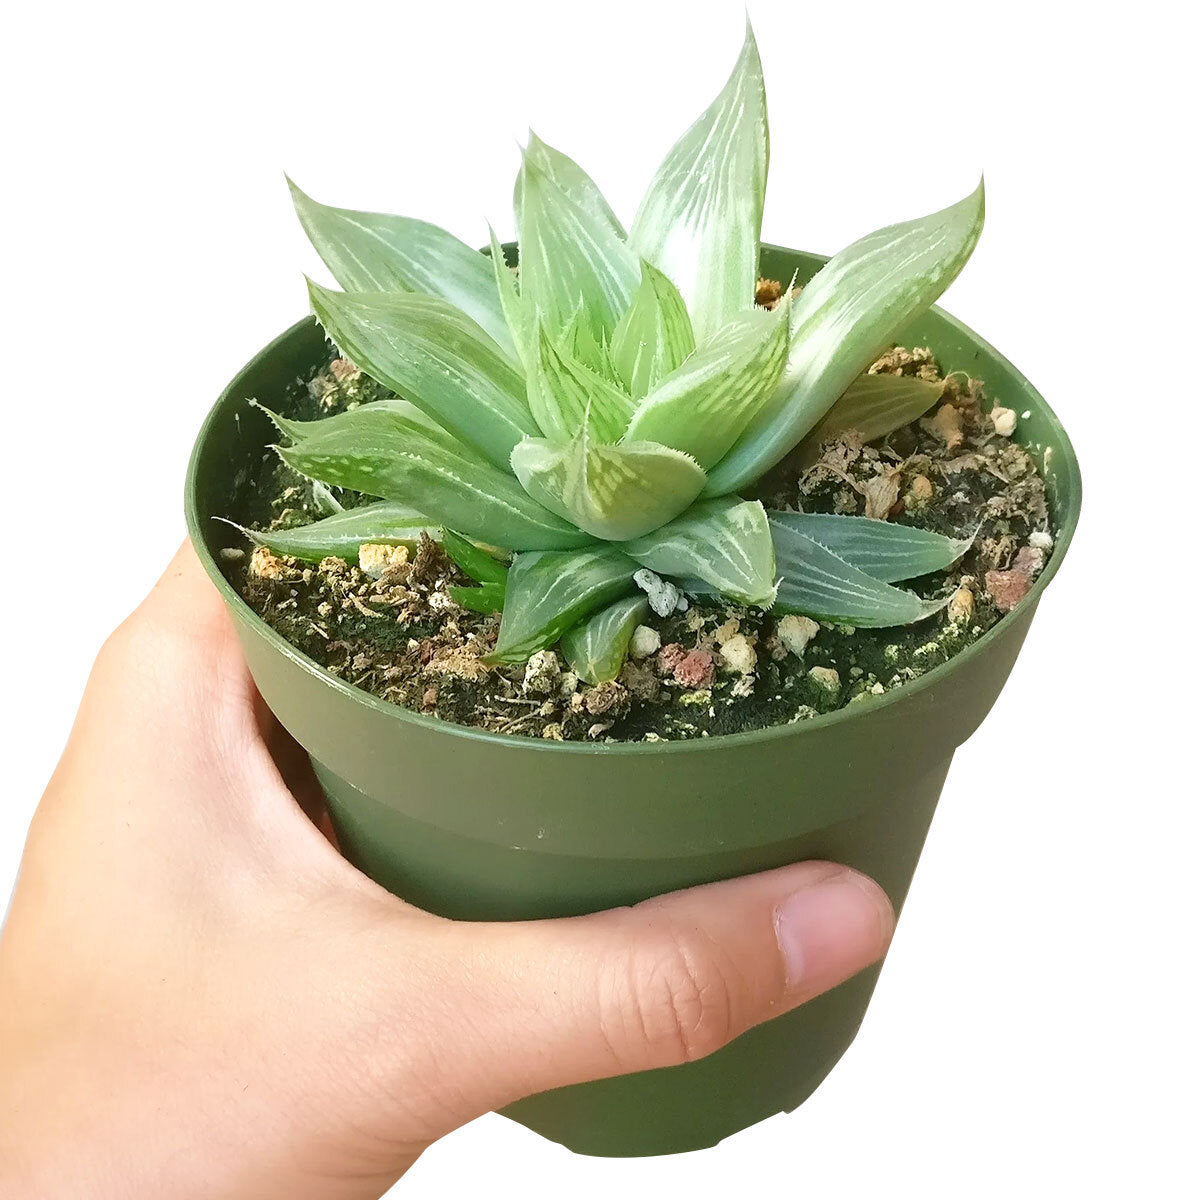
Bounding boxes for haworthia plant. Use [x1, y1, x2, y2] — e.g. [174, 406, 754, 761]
[241, 19, 986, 681]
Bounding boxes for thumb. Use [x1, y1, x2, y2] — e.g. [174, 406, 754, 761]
[413, 860, 894, 1117]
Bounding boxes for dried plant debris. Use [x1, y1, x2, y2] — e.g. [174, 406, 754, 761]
[225, 324, 1052, 743]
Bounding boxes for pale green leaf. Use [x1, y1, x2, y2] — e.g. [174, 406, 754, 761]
[289, 178, 516, 359]
[216, 500, 431, 563]
[768, 512, 972, 583]
[272, 401, 591, 551]
[628, 19, 768, 341]
[487, 546, 638, 663]
[623, 498, 777, 608]
[799, 372, 942, 461]
[487, 226, 530, 367]
[311, 479, 344, 516]
[623, 305, 788, 468]
[441, 528, 510, 585]
[517, 132, 625, 238]
[510, 425, 707, 542]
[609, 261, 696, 399]
[707, 181, 986, 495]
[771, 517, 947, 626]
[561, 595, 649, 684]
[515, 152, 639, 337]
[307, 281, 538, 470]
[526, 324, 635, 444]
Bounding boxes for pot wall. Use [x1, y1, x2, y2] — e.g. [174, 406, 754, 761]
[187, 246, 1081, 1156]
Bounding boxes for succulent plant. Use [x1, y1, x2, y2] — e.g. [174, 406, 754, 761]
[246, 21, 985, 684]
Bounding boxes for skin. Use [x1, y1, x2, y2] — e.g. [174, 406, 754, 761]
[0, 545, 894, 1199]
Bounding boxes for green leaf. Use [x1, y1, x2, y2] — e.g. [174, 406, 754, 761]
[510, 425, 707, 542]
[770, 517, 947, 626]
[487, 546, 639, 663]
[448, 582, 506, 614]
[623, 498, 777, 607]
[487, 226, 530, 367]
[799, 373, 942, 460]
[272, 401, 591, 551]
[216, 500, 432, 563]
[441, 529, 511, 585]
[768, 512, 973, 583]
[515, 151, 639, 338]
[307, 281, 539, 470]
[517, 132, 625, 238]
[526, 324, 635, 444]
[311, 479, 344, 516]
[707, 180, 986, 495]
[623, 305, 788, 468]
[561, 595, 649, 684]
[609, 261, 696, 399]
[288, 177, 516, 360]
[628, 19, 768, 341]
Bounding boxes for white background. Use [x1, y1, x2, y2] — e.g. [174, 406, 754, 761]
[3, 1, 1196, 1196]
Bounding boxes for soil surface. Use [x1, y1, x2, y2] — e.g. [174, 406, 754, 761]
[220, 283, 1053, 742]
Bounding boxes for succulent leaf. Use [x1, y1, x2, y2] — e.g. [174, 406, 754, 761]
[289, 178, 516, 360]
[526, 324, 635, 444]
[307, 282, 539, 470]
[273, 401, 591, 551]
[623, 498, 777, 607]
[515, 152, 639, 338]
[768, 512, 973, 583]
[447, 582, 507, 614]
[487, 226, 530, 366]
[487, 546, 639, 663]
[216, 501, 432, 563]
[517, 132, 625, 238]
[707, 181, 986, 495]
[771, 517, 948, 626]
[609, 261, 696, 399]
[623, 304, 788, 468]
[799, 373, 942, 461]
[510, 425, 707, 542]
[628, 20, 768, 341]
[561, 594, 649, 684]
[441, 528, 511, 585]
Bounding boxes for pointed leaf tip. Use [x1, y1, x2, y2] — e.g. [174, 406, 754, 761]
[629, 18, 768, 341]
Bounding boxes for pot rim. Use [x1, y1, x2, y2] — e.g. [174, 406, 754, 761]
[185, 243, 1082, 757]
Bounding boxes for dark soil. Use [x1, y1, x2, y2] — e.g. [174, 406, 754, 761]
[219, 286, 1053, 743]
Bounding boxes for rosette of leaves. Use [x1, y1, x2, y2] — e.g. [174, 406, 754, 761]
[248, 21, 985, 686]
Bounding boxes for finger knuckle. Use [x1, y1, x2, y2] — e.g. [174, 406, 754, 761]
[624, 930, 735, 1068]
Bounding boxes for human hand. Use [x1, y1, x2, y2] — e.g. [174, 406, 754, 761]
[0, 545, 894, 1199]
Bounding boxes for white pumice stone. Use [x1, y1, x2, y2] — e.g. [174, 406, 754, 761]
[718, 633, 757, 676]
[776, 614, 820, 658]
[990, 405, 1018, 436]
[523, 649, 562, 696]
[358, 543, 409, 579]
[629, 625, 662, 659]
[633, 569, 682, 618]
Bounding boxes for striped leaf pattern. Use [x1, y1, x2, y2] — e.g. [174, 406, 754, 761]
[289, 178, 516, 359]
[307, 282, 539, 469]
[217, 501, 432, 563]
[561, 595, 650, 684]
[771, 517, 948, 626]
[707, 181, 986, 495]
[487, 546, 639, 663]
[623, 498, 777, 608]
[628, 20, 768, 341]
[271, 401, 589, 551]
[510, 426, 707, 542]
[768, 512, 973, 582]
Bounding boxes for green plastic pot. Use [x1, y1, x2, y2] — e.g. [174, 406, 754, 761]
[185, 244, 1081, 1158]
